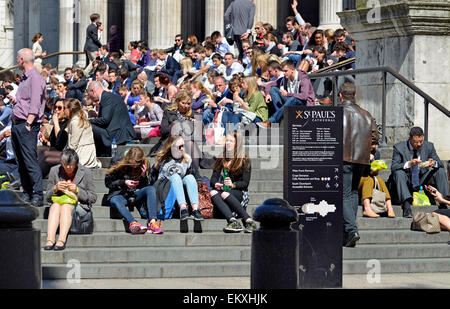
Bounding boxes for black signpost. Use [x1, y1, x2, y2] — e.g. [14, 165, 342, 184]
[284, 106, 343, 288]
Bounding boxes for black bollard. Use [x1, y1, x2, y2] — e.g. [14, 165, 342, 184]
[0, 190, 41, 289]
[251, 198, 299, 289]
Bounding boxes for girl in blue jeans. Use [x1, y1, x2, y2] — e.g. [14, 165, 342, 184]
[151, 134, 203, 233]
[105, 147, 163, 234]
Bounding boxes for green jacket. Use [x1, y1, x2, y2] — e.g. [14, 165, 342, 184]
[247, 91, 268, 121]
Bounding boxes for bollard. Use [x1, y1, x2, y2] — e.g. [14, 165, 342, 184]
[0, 190, 41, 289]
[251, 198, 299, 289]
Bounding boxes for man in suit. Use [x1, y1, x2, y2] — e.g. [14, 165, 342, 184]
[155, 49, 182, 84]
[391, 127, 449, 217]
[87, 81, 136, 157]
[84, 13, 102, 69]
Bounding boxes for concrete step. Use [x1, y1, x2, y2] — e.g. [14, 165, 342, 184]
[42, 262, 251, 279]
[39, 232, 252, 248]
[87, 167, 284, 181]
[342, 258, 450, 274]
[42, 179, 284, 194]
[343, 244, 450, 260]
[41, 246, 251, 265]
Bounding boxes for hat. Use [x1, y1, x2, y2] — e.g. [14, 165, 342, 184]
[371, 160, 388, 173]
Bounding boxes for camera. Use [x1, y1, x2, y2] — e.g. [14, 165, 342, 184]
[124, 187, 138, 207]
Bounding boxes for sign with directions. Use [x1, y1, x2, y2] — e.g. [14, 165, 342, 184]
[284, 106, 343, 288]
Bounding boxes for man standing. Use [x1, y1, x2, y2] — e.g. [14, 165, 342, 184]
[338, 82, 378, 247]
[224, 0, 256, 62]
[88, 81, 136, 157]
[10, 49, 46, 206]
[84, 13, 102, 69]
[391, 127, 449, 216]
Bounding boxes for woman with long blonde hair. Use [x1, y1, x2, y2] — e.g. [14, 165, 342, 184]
[65, 98, 101, 169]
[105, 147, 162, 234]
[150, 135, 203, 233]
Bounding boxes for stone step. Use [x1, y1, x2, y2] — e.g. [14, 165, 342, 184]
[33, 216, 419, 233]
[42, 179, 284, 194]
[41, 246, 251, 265]
[39, 232, 252, 248]
[343, 244, 450, 260]
[342, 258, 450, 275]
[87, 168, 284, 181]
[42, 262, 251, 279]
[42, 256, 450, 280]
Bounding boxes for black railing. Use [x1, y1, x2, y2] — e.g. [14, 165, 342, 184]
[308, 67, 450, 145]
[0, 51, 85, 74]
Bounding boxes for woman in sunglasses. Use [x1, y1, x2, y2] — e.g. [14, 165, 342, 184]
[151, 134, 202, 233]
[105, 147, 162, 234]
[38, 99, 69, 178]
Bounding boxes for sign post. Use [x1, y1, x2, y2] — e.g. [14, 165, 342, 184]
[284, 106, 343, 288]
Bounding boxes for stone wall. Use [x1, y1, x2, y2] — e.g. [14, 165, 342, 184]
[0, 0, 14, 68]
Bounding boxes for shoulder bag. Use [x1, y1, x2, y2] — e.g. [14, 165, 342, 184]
[411, 211, 441, 234]
[370, 176, 387, 214]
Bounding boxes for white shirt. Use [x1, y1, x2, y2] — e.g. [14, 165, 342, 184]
[286, 70, 300, 94]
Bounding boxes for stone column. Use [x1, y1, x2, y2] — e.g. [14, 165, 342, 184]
[319, 0, 343, 30]
[0, 0, 14, 68]
[205, 0, 224, 37]
[58, 0, 75, 71]
[148, 0, 181, 49]
[338, 0, 450, 159]
[77, 0, 108, 67]
[254, 0, 277, 30]
[124, 0, 141, 47]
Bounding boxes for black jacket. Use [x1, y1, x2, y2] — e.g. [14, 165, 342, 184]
[84, 23, 102, 52]
[90, 91, 136, 145]
[210, 158, 252, 191]
[104, 167, 151, 205]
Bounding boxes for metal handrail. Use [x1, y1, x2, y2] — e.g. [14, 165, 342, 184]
[308, 66, 450, 144]
[308, 57, 356, 75]
[0, 51, 85, 74]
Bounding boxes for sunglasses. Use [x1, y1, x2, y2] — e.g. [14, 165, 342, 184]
[178, 145, 184, 150]
[175, 39, 182, 42]
[55, 106, 64, 111]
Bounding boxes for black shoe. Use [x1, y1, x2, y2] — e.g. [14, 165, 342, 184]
[180, 208, 190, 221]
[44, 240, 55, 251]
[54, 240, 66, 251]
[192, 209, 204, 221]
[30, 195, 44, 207]
[402, 199, 413, 218]
[193, 220, 203, 233]
[345, 232, 360, 247]
[21, 193, 31, 203]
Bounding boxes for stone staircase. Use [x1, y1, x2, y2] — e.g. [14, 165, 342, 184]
[36, 142, 450, 280]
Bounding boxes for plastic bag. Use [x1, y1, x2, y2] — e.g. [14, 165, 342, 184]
[412, 189, 431, 206]
[52, 189, 78, 205]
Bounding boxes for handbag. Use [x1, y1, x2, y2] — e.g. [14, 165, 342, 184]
[370, 177, 387, 214]
[411, 211, 441, 234]
[70, 204, 94, 234]
[198, 181, 213, 219]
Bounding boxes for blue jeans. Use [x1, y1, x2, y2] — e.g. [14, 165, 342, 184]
[202, 108, 215, 126]
[169, 174, 199, 206]
[110, 186, 158, 224]
[221, 111, 242, 135]
[269, 87, 306, 123]
[343, 163, 365, 235]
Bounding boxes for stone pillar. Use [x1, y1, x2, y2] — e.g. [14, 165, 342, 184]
[59, 0, 75, 71]
[205, 0, 224, 37]
[148, 0, 181, 49]
[319, 0, 343, 30]
[338, 0, 450, 159]
[124, 0, 141, 47]
[254, 0, 277, 30]
[0, 0, 14, 68]
[77, 0, 108, 67]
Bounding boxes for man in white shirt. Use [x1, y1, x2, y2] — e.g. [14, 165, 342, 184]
[224, 53, 244, 82]
[211, 31, 235, 58]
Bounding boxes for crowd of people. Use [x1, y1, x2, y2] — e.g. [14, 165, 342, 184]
[0, 0, 448, 251]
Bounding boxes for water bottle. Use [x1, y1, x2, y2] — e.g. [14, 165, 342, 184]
[419, 186, 424, 195]
[223, 169, 231, 191]
[111, 138, 117, 158]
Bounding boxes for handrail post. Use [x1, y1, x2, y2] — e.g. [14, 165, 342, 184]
[381, 71, 387, 146]
[424, 99, 429, 141]
[333, 76, 338, 106]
